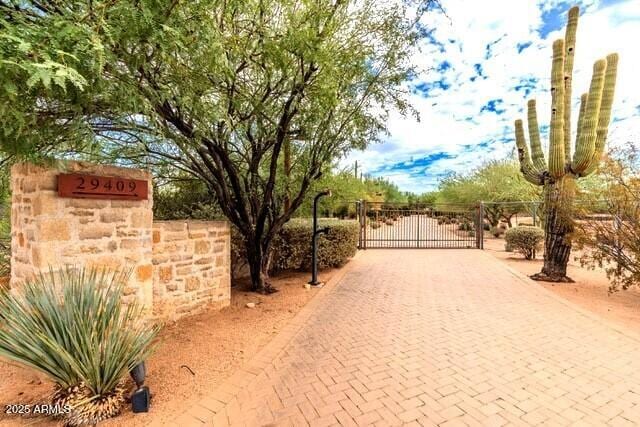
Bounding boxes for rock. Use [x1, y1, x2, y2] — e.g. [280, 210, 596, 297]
[246, 302, 256, 308]
[303, 283, 311, 290]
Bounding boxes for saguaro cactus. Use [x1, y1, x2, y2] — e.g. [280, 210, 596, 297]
[514, 5, 618, 282]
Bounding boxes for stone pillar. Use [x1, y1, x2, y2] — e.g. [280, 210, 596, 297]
[10, 162, 154, 311]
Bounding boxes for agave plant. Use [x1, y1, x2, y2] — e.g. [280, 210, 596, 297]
[0, 267, 158, 426]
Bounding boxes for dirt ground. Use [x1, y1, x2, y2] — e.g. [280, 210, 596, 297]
[0, 268, 337, 426]
[483, 236, 640, 331]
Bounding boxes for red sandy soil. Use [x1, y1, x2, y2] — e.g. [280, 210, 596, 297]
[483, 236, 640, 331]
[0, 269, 337, 426]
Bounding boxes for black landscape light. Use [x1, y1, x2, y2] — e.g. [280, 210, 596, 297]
[130, 362, 151, 413]
[309, 189, 331, 287]
[130, 361, 146, 387]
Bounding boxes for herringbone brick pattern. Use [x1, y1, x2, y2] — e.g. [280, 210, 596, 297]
[177, 250, 640, 426]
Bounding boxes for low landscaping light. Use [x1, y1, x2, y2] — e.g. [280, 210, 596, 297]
[130, 362, 151, 413]
[309, 189, 331, 287]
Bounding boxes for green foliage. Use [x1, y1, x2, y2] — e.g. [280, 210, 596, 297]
[458, 221, 473, 231]
[490, 226, 505, 238]
[436, 160, 540, 226]
[505, 226, 544, 259]
[153, 180, 222, 221]
[232, 219, 358, 276]
[272, 219, 359, 271]
[1, 0, 446, 291]
[0, 0, 440, 291]
[297, 170, 412, 218]
[0, 267, 158, 423]
[0, 4, 103, 160]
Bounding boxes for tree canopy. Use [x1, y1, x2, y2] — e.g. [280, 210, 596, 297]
[1, 0, 440, 291]
[435, 160, 541, 225]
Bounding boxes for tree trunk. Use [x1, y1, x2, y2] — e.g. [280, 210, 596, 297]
[283, 138, 291, 212]
[246, 239, 276, 293]
[485, 207, 501, 227]
[531, 175, 576, 282]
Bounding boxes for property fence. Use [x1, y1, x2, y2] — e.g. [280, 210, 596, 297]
[356, 201, 482, 249]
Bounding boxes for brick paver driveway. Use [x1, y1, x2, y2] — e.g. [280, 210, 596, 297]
[179, 250, 640, 426]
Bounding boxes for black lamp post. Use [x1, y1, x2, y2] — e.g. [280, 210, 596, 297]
[309, 189, 331, 287]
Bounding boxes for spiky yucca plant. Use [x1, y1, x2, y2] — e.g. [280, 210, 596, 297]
[514, 5, 618, 281]
[0, 268, 158, 426]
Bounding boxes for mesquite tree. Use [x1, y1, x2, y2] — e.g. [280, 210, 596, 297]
[1, 0, 439, 292]
[514, 6, 618, 282]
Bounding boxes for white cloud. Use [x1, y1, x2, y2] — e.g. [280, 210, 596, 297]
[343, 0, 640, 194]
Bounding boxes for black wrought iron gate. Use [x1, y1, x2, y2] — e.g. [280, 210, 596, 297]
[357, 201, 483, 249]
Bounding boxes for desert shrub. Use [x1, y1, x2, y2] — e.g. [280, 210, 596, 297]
[490, 226, 504, 238]
[483, 222, 491, 231]
[505, 242, 514, 252]
[504, 226, 544, 259]
[385, 219, 394, 225]
[273, 219, 359, 270]
[437, 217, 444, 225]
[371, 221, 381, 229]
[498, 222, 508, 230]
[458, 221, 473, 231]
[334, 203, 357, 219]
[231, 220, 359, 276]
[574, 164, 640, 290]
[443, 217, 452, 224]
[0, 268, 158, 426]
[577, 209, 640, 291]
[450, 217, 458, 224]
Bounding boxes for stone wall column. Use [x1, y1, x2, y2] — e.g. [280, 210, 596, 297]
[10, 162, 154, 312]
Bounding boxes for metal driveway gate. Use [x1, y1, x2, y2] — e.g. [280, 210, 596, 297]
[357, 201, 483, 249]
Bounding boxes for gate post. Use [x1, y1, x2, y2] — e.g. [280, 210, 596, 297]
[362, 200, 367, 250]
[356, 200, 363, 249]
[477, 202, 485, 249]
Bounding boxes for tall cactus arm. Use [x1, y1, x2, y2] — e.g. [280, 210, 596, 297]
[562, 6, 579, 160]
[515, 119, 543, 185]
[583, 53, 619, 177]
[549, 39, 566, 179]
[572, 58, 607, 174]
[574, 93, 588, 150]
[527, 99, 547, 172]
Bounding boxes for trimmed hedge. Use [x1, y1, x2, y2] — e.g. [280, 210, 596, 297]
[231, 219, 359, 278]
[504, 226, 544, 260]
[273, 219, 359, 270]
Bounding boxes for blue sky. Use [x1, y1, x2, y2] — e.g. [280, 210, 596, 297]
[344, 0, 640, 193]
